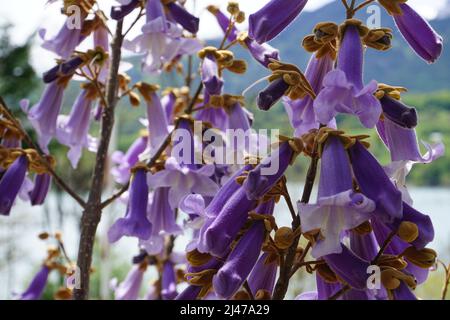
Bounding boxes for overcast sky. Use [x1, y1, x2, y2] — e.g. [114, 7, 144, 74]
[0, 0, 446, 72]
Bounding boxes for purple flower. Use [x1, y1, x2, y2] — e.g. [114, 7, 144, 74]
[108, 168, 152, 243]
[175, 285, 202, 300]
[198, 142, 294, 257]
[56, 87, 98, 168]
[14, 265, 50, 300]
[161, 260, 178, 300]
[379, 95, 417, 129]
[166, 2, 199, 34]
[247, 253, 278, 297]
[213, 200, 274, 299]
[195, 93, 228, 131]
[283, 53, 335, 136]
[242, 36, 280, 68]
[249, 0, 308, 43]
[112, 135, 148, 184]
[0, 155, 28, 216]
[29, 173, 52, 206]
[348, 141, 403, 222]
[43, 56, 85, 83]
[111, 0, 140, 20]
[201, 53, 224, 96]
[299, 136, 375, 258]
[393, 4, 443, 63]
[257, 78, 290, 111]
[26, 79, 68, 151]
[314, 24, 381, 128]
[316, 273, 342, 300]
[140, 187, 182, 255]
[39, 16, 86, 59]
[161, 91, 177, 124]
[146, 91, 170, 155]
[323, 244, 370, 290]
[124, 0, 201, 74]
[112, 264, 145, 300]
[377, 117, 444, 163]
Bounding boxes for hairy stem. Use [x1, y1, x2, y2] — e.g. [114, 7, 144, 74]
[73, 20, 124, 300]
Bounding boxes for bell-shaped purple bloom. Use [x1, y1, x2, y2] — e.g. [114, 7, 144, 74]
[43, 56, 85, 83]
[146, 92, 170, 155]
[199, 142, 293, 257]
[323, 244, 370, 290]
[15, 265, 50, 300]
[393, 3, 443, 63]
[249, 0, 308, 44]
[27, 80, 67, 151]
[201, 53, 223, 96]
[108, 168, 152, 243]
[124, 0, 201, 74]
[316, 273, 342, 300]
[195, 93, 228, 131]
[29, 173, 51, 206]
[140, 187, 182, 255]
[377, 117, 444, 163]
[380, 95, 417, 129]
[112, 136, 148, 184]
[0, 155, 28, 216]
[166, 2, 199, 34]
[283, 53, 335, 136]
[39, 16, 86, 59]
[348, 141, 403, 222]
[161, 260, 178, 300]
[213, 200, 274, 299]
[111, 0, 140, 20]
[314, 25, 381, 128]
[299, 137, 375, 258]
[247, 253, 278, 297]
[226, 101, 252, 131]
[57, 88, 97, 168]
[112, 264, 145, 300]
[257, 78, 290, 111]
[161, 91, 177, 124]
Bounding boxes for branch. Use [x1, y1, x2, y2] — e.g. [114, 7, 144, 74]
[272, 136, 321, 300]
[0, 97, 86, 208]
[73, 19, 124, 300]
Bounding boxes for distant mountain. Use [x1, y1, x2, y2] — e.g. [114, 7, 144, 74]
[205, 1, 449, 94]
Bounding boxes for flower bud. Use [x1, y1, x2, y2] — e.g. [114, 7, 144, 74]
[397, 221, 419, 243]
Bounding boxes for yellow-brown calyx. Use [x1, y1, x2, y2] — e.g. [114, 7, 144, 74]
[277, 135, 305, 165]
[338, 19, 369, 40]
[303, 22, 338, 59]
[375, 83, 408, 100]
[63, 0, 95, 15]
[0, 147, 55, 174]
[227, 2, 245, 23]
[352, 221, 373, 235]
[0, 117, 23, 141]
[316, 262, 338, 283]
[316, 127, 370, 157]
[186, 249, 213, 267]
[80, 82, 100, 100]
[135, 82, 160, 103]
[397, 221, 419, 243]
[198, 46, 246, 74]
[274, 227, 299, 250]
[255, 289, 272, 300]
[185, 268, 217, 298]
[378, 0, 408, 16]
[267, 59, 316, 101]
[118, 74, 132, 92]
[207, 5, 220, 15]
[363, 28, 393, 51]
[381, 267, 416, 291]
[209, 94, 245, 111]
[377, 254, 408, 270]
[401, 246, 437, 269]
[130, 162, 151, 174]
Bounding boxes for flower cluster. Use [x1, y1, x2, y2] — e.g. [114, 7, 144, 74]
[5, 0, 446, 301]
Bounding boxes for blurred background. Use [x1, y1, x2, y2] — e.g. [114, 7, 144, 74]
[0, 0, 449, 299]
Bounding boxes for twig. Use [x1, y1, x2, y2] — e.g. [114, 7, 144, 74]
[73, 19, 124, 300]
[341, 0, 350, 10]
[123, 7, 144, 37]
[0, 97, 86, 208]
[353, 0, 375, 13]
[290, 241, 312, 278]
[438, 260, 450, 300]
[272, 136, 321, 300]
